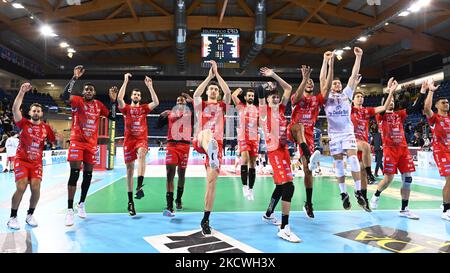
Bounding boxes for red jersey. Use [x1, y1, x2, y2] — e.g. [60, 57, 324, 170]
[70, 96, 109, 146]
[290, 93, 324, 136]
[260, 104, 288, 151]
[236, 102, 259, 142]
[194, 100, 226, 141]
[376, 109, 407, 147]
[120, 103, 151, 142]
[428, 113, 450, 153]
[351, 107, 376, 142]
[167, 105, 192, 142]
[15, 118, 55, 164]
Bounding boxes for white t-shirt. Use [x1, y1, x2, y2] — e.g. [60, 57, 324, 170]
[5, 137, 19, 157]
[324, 86, 354, 135]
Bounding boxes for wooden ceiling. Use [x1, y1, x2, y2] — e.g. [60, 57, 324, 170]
[0, 0, 449, 75]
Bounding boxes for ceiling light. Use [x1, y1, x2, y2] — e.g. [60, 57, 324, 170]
[59, 42, 69, 48]
[384, 22, 389, 26]
[408, 3, 421, 12]
[399, 11, 410, 17]
[67, 52, 73, 58]
[67, 48, 76, 53]
[46, 82, 52, 85]
[361, 84, 367, 87]
[12, 3, 25, 9]
[343, 46, 351, 50]
[335, 49, 344, 56]
[30, 15, 34, 19]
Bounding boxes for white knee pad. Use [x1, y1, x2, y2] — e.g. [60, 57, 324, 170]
[348, 155, 360, 172]
[401, 173, 412, 189]
[334, 159, 345, 177]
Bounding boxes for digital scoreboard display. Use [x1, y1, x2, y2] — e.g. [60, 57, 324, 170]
[201, 28, 240, 68]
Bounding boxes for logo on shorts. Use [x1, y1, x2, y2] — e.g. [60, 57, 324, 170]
[144, 230, 261, 253]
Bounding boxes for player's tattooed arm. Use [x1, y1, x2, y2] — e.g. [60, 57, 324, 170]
[12, 82, 32, 122]
[62, 65, 85, 103]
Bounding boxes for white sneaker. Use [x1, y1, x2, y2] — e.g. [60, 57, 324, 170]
[370, 195, 380, 209]
[277, 225, 301, 243]
[262, 213, 281, 225]
[399, 207, 419, 220]
[7, 217, 20, 230]
[25, 214, 38, 227]
[65, 209, 75, 226]
[207, 139, 220, 170]
[308, 150, 321, 171]
[77, 202, 87, 219]
[247, 189, 254, 201]
[441, 210, 450, 221]
[242, 185, 249, 198]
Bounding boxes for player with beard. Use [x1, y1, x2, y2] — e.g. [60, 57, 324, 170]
[7, 82, 56, 229]
[193, 60, 231, 236]
[63, 65, 117, 226]
[117, 73, 159, 216]
[288, 51, 334, 218]
[158, 93, 192, 217]
[232, 87, 259, 200]
[370, 78, 427, 219]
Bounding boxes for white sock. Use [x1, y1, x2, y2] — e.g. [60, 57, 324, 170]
[338, 183, 347, 194]
[354, 180, 361, 191]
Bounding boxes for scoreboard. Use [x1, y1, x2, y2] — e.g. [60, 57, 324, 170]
[201, 28, 240, 68]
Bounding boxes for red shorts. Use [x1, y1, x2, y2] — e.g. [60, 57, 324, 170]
[166, 142, 190, 169]
[68, 141, 97, 165]
[433, 152, 450, 177]
[7, 156, 15, 162]
[238, 140, 258, 157]
[383, 146, 415, 174]
[268, 147, 293, 185]
[123, 138, 148, 164]
[193, 139, 223, 169]
[14, 159, 42, 182]
[287, 123, 314, 157]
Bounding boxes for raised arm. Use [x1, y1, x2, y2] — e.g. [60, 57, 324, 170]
[181, 92, 193, 104]
[320, 51, 333, 95]
[117, 73, 131, 109]
[347, 47, 363, 91]
[145, 76, 159, 111]
[193, 65, 215, 98]
[424, 79, 440, 118]
[13, 82, 32, 122]
[292, 65, 312, 105]
[322, 52, 335, 100]
[62, 65, 85, 103]
[232, 88, 243, 106]
[260, 67, 292, 106]
[210, 60, 231, 104]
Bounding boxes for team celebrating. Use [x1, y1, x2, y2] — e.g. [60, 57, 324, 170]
[5, 48, 450, 243]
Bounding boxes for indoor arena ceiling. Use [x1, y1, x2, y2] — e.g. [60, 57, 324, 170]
[0, 0, 449, 78]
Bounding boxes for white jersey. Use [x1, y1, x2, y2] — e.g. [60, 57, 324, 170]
[5, 137, 19, 157]
[324, 86, 354, 135]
